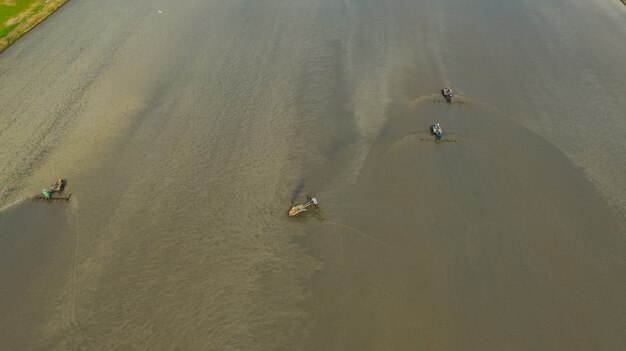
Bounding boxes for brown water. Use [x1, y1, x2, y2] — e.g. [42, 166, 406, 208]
[0, 0, 625, 349]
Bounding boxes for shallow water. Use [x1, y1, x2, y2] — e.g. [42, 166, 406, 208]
[0, 0, 625, 349]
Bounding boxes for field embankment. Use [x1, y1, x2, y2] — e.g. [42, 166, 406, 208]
[0, 0, 68, 54]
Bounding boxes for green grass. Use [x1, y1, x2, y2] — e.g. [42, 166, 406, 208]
[0, 0, 46, 38]
[0, 0, 68, 53]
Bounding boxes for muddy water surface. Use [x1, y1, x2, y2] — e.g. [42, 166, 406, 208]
[0, 0, 625, 349]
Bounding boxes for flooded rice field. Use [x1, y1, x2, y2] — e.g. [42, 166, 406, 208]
[1, 0, 625, 349]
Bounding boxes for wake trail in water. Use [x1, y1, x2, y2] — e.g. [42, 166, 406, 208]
[0, 197, 28, 213]
[324, 220, 392, 248]
[67, 197, 84, 346]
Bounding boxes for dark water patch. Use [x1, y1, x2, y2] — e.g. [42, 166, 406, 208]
[290, 178, 307, 204]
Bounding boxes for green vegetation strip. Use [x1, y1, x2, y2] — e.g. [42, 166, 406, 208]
[0, 0, 69, 54]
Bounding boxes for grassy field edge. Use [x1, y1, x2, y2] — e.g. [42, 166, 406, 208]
[0, 0, 70, 55]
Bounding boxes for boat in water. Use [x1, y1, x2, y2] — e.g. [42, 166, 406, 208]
[442, 87, 453, 102]
[431, 123, 443, 141]
[288, 195, 319, 216]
